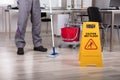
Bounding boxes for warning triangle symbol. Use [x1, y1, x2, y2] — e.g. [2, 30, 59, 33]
[85, 39, 98, 50]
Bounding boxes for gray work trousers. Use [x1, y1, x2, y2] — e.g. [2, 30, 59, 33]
[15, 0, 42, 48]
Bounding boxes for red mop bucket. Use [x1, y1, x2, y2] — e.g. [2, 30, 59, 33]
[61, 27, 80, 42]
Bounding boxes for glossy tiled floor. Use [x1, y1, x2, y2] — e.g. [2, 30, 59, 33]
[0, 32, 120, 80]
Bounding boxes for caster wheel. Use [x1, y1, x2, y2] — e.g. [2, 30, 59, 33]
[72, 46, 76, 49]
[72, 45, 76, 49]
[58, 45, 62, 48]
[68, 45, 73, 48]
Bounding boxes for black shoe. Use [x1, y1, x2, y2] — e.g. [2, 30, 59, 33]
[34, 46, 47, 52]
[17, 48, 24, 55]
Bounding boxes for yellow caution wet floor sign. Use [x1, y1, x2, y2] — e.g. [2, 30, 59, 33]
[79, 22, 103, 67]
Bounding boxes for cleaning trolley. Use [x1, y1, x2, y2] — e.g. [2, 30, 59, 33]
[59, 24, 81, 49]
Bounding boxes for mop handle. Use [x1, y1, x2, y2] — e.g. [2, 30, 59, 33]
[49, 0, 55, 47]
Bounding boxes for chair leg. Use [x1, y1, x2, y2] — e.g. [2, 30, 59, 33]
[101, 29, 105, 51]
[46, 22, 48, 33]
[116, 27, 120, 44]
[104, 27, 109, 47]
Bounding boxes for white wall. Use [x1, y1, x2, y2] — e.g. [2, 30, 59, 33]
[40, 0, 62, 8]
[95, 0, 120, 25]
[0, 0, 62, 32]
[95, 0, 110, 8]
[3, 0, 118, 32]
[0, 0, 15, 6]
[0, 0, 17, 8]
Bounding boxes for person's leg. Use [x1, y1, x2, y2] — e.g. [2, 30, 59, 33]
[15, 0, 32, 54]
[31, 0, 47, 52]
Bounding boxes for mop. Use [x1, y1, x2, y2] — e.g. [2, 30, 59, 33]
[47, 0, 59, 58]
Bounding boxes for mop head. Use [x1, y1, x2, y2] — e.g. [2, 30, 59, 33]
[47, 53, 59, 58]
[47, 47, 59, 58]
